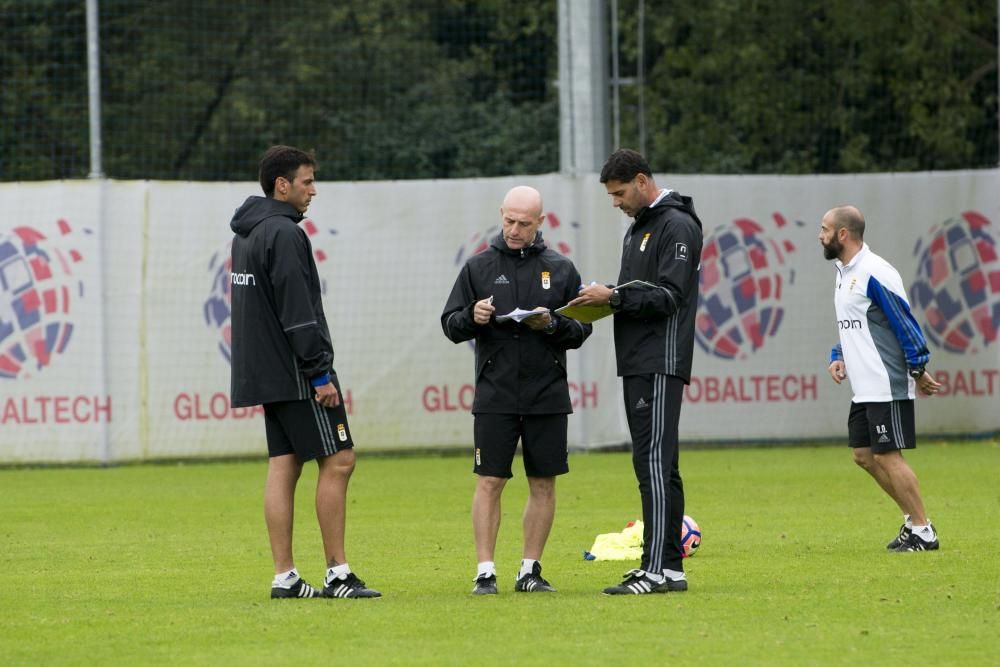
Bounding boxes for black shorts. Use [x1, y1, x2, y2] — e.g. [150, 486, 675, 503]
[847, 400, 916, 453]
[263, 378, 354, 462]
[473, 413, 569, 479]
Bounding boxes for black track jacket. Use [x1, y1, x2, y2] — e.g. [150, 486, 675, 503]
[612, 191, 703, 381]
[229, 196, 333, 407]
[441, 232, 592, 414]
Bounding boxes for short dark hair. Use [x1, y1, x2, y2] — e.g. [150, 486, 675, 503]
[258, 145, 316, 197]
[600, 148, 652, 184]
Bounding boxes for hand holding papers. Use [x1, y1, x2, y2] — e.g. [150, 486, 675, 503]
[496, 307, 549, 323]
[557, 280, 656, 322]
[554, 302, 613, 323]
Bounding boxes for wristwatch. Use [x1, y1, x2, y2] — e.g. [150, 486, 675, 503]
[608, 289, 622, 309]
[908, 366, 925, 380]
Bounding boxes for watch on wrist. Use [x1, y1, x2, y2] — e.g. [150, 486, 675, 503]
[608, 289, 622, 309]
[909, 366, 925, 380]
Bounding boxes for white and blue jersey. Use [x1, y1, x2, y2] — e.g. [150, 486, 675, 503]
[829, 244, 930, 403]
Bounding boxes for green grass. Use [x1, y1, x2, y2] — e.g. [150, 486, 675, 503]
[2, 440, 998, 666]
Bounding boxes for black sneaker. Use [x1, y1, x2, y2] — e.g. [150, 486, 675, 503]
[603, 568, 687, 595]
[887, 524, 911, 550]
[271, 577, 323, 599]
[892, 528, 940, 552]
[323, 572, 382, 598]
[514, 562, 556, 593]
[472, 573, 497, 595]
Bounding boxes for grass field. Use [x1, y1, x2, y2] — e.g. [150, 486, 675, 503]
[2, 440, 998, 666]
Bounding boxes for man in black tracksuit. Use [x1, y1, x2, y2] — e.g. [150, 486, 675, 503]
[569, 149, 703, 595]
[230, 145, 379, 600]
[442, 185, 592, 595]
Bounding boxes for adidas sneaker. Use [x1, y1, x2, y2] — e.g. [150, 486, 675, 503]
[886, 523, 911, 550]
[472, 573, 497, 595]
[892, 527, 939, 552]
[602, 568, 687, 595]
[270, 576, 323, 599]
[514, 562, 556, 593]
[323, 572, 382, 598]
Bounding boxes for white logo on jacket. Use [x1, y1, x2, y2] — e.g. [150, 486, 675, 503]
[231, 272, 256, 286]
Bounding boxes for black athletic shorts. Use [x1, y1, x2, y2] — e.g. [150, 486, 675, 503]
[473, 413, 569, 479]
[263, 377, 354, 462]
[847, 400, 916, 453]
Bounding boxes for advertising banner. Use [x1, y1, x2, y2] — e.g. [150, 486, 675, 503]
[1, 170, 997, 463]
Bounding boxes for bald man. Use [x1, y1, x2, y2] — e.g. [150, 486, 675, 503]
[821, 205, 942, 552]
[442, 186, 592, 594]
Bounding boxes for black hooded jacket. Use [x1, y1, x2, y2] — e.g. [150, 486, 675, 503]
[441, 231, 592, 414]
[229, 196, 333, 407]
[612, 190, 704, 381]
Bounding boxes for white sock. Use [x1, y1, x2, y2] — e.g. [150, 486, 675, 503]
[272, 568, 299, 588]
[663, 568, 686, 582]
[477, 561, 496, 578]
[645, 571, 665, 583]
[325, 563, 351, 584]
[904, 514, 912, 528]
[519, 559, 538, 579]
[912, 523, 935, 540]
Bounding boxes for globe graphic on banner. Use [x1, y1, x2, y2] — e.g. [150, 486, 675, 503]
[909, 211, 1000, 354]
[0, 221, 85, 379]
[204, 219, 333, 364]
[696, 214, 799, 360]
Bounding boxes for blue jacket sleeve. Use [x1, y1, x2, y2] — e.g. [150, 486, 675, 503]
[866, 276, 930, 369]
[829, 344, 843, 364]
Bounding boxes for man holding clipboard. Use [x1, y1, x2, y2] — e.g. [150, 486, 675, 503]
[567, 149, 704, 595]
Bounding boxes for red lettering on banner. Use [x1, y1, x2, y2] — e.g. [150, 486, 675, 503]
[570, 382, 599, 409]
[0, 395, 113, 424]
[422, 384, 475, 412]
[684, 375, 820, 403]
[423, 383, 597, 412]
[171, 392, 268, 421]
[54, 396, 70, 423]
[934, 369, 998, 397]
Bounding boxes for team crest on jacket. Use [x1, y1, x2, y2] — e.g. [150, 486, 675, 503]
[640, 233, 651, 252]
[541, 271, 551, 289]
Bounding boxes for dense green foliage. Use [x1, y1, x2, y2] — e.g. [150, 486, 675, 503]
[0, 0, 996, 180]
[2, 442, 998, 664]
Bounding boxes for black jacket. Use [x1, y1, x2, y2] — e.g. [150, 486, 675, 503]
[612, 191, 703, 381]
[441, 232, 592, 414]
[229, 196, 333, 407]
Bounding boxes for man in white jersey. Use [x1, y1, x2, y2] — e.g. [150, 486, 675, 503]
[820, 205, 942, 552]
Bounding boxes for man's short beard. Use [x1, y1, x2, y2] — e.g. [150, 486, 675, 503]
[823, 240, 840, 260]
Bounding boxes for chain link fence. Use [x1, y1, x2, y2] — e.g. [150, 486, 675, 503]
[1, 0, 997, 181]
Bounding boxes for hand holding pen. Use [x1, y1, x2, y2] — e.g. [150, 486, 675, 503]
[473, 295, 495, 325]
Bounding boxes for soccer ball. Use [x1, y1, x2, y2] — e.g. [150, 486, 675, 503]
[681, 515, 701, 558]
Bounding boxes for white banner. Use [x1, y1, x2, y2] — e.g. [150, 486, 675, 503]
[1, 170, 998, 462]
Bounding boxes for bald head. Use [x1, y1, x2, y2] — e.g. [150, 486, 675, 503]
[824, 205, 866, 242]
[499, 185, 545, 250]
[820, 205, 866, 262]
[502, 185, 543, 217]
